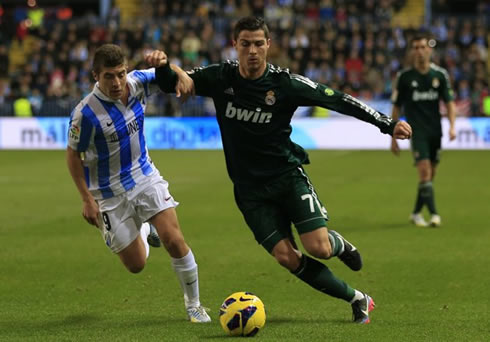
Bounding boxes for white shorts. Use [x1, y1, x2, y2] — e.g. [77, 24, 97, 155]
[97, 172, 179, 253]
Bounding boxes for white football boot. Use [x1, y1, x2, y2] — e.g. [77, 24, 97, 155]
[410, 213, 428, 227]
[429, 214, 441, 227]
[187, 306, 211, 323]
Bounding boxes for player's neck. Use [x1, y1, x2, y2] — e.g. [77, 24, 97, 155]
[121, 85, 129, 105]
[415, 61, 430, 74]
[239, 63, 267, 80]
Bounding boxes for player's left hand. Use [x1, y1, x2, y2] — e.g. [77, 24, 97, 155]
[449, 126, 456, 141]
[393, 120, 412, 139]
[144, 50, 168, 68]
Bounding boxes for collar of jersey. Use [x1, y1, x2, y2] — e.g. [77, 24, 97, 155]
[237, 63, 270, 82]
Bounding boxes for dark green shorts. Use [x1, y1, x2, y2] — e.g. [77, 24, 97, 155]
[411, 135, 441, 164]
[233, 167, 328, 253]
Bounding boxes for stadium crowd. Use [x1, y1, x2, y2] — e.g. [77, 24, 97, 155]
[0, 0, 488, 117]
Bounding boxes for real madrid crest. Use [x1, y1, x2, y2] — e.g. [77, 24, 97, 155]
[265, 90, 276, 105]
[432, 77, 440, 88]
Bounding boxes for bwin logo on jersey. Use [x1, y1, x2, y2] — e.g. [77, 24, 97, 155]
[412, 89, 438, 101]
[225, 102, 272, 123]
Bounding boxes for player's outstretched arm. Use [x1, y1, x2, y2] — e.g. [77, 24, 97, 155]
[447, 100, 457, 141]
[170, 64, 195, 102]
[66, 147, 100, 228]
[145, 50, 195, 101]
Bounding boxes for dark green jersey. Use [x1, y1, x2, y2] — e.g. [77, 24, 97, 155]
[156, 61, 396, 185]
[392, 63, 454, 137]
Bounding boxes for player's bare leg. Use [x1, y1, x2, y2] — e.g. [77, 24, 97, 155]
[117, 235, 148, 273]
[150, 209, 211, 322]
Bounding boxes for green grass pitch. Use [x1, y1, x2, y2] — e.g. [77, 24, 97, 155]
[0, 150, 489, 341]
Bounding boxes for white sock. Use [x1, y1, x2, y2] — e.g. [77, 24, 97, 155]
[349, 290, 365, 304]
[171, 249, 200, 308]
[140, 223, 150, 259]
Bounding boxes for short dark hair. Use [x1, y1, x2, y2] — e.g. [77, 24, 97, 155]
[233, 16, 269, 41]
[92, 44, 126, 73]
[410, 32, 433, 47]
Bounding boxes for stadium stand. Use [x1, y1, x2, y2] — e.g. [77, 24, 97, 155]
[0, 0, 488, 117]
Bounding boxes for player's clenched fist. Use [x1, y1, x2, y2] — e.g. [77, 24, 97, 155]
[145, 50, 168, 68]
[393, 120, 412, 139]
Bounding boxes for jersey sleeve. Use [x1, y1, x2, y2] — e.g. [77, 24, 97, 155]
[68, 105, 94, 152]
[286, 74, 396, 135]
[129, 68, 160, 97]
[439, 69, 454, 102]
[155, 63, 221, 97]
[187, 64, 222, 97]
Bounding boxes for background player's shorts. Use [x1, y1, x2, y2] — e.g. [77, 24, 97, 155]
[233, 166, 329, 253]
[411, 135, 441, 164]
[96, 172, 179, 253]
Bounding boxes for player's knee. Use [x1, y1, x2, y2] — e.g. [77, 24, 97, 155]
[125, 260, 146, 274]
[304, 242, 331, 259]
[162, 234, 187, 255]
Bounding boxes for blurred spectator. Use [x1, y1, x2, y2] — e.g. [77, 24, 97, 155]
[0, 0, 487, 117]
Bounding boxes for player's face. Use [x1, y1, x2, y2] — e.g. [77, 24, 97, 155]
[234, 29, 270, 78]
[412, 39, 432, 65]
[93, 64, 128, 100]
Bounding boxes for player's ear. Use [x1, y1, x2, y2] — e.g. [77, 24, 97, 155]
[232, 40, 237, 48]
[92, 70, 98, 81]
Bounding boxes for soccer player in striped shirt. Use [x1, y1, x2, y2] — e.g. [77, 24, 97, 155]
[66, 44, 210, 323]
[146, 16, 413, 324]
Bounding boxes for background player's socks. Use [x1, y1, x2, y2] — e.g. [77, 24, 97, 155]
[292, 255, 355, 301]
[414, 182, 426, 213]
[421, 181, 437, 214]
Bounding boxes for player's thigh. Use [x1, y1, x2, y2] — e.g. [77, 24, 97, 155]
[149, 207, 185, 244]
[117, 234, 147, 272]
[233, 185, 292, 254]
[283, 167, 328, 235]
[98, 196, 142, 255]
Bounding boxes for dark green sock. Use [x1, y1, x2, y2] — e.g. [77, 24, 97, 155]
[422, 181, 437, 214]
[292, 255, 355, 302]
[413, 182, 425, 213]
[327, 231, 342, 256]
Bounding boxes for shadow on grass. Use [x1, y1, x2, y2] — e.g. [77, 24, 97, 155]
[1, 313, 187, 335]
[200, 317, 349, 339]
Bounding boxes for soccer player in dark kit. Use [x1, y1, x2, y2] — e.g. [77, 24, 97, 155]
[391, 33, 456, 227]
[146, 16, 412, 324]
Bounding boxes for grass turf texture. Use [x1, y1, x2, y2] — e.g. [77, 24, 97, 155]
[0, 150, 489, 341]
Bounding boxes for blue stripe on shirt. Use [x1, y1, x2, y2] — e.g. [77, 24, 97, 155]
[78, 111, 94, 152]
[98, 98, 136, 192]
[81, 105, 113, 199]
[131, 100, 152, 176]
[132, 70, 156, 97]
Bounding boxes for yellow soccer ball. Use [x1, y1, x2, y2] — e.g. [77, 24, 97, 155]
[219, 292, 266, 337]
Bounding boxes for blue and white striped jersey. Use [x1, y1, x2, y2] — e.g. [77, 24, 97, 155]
[68, 68, 160, 199]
